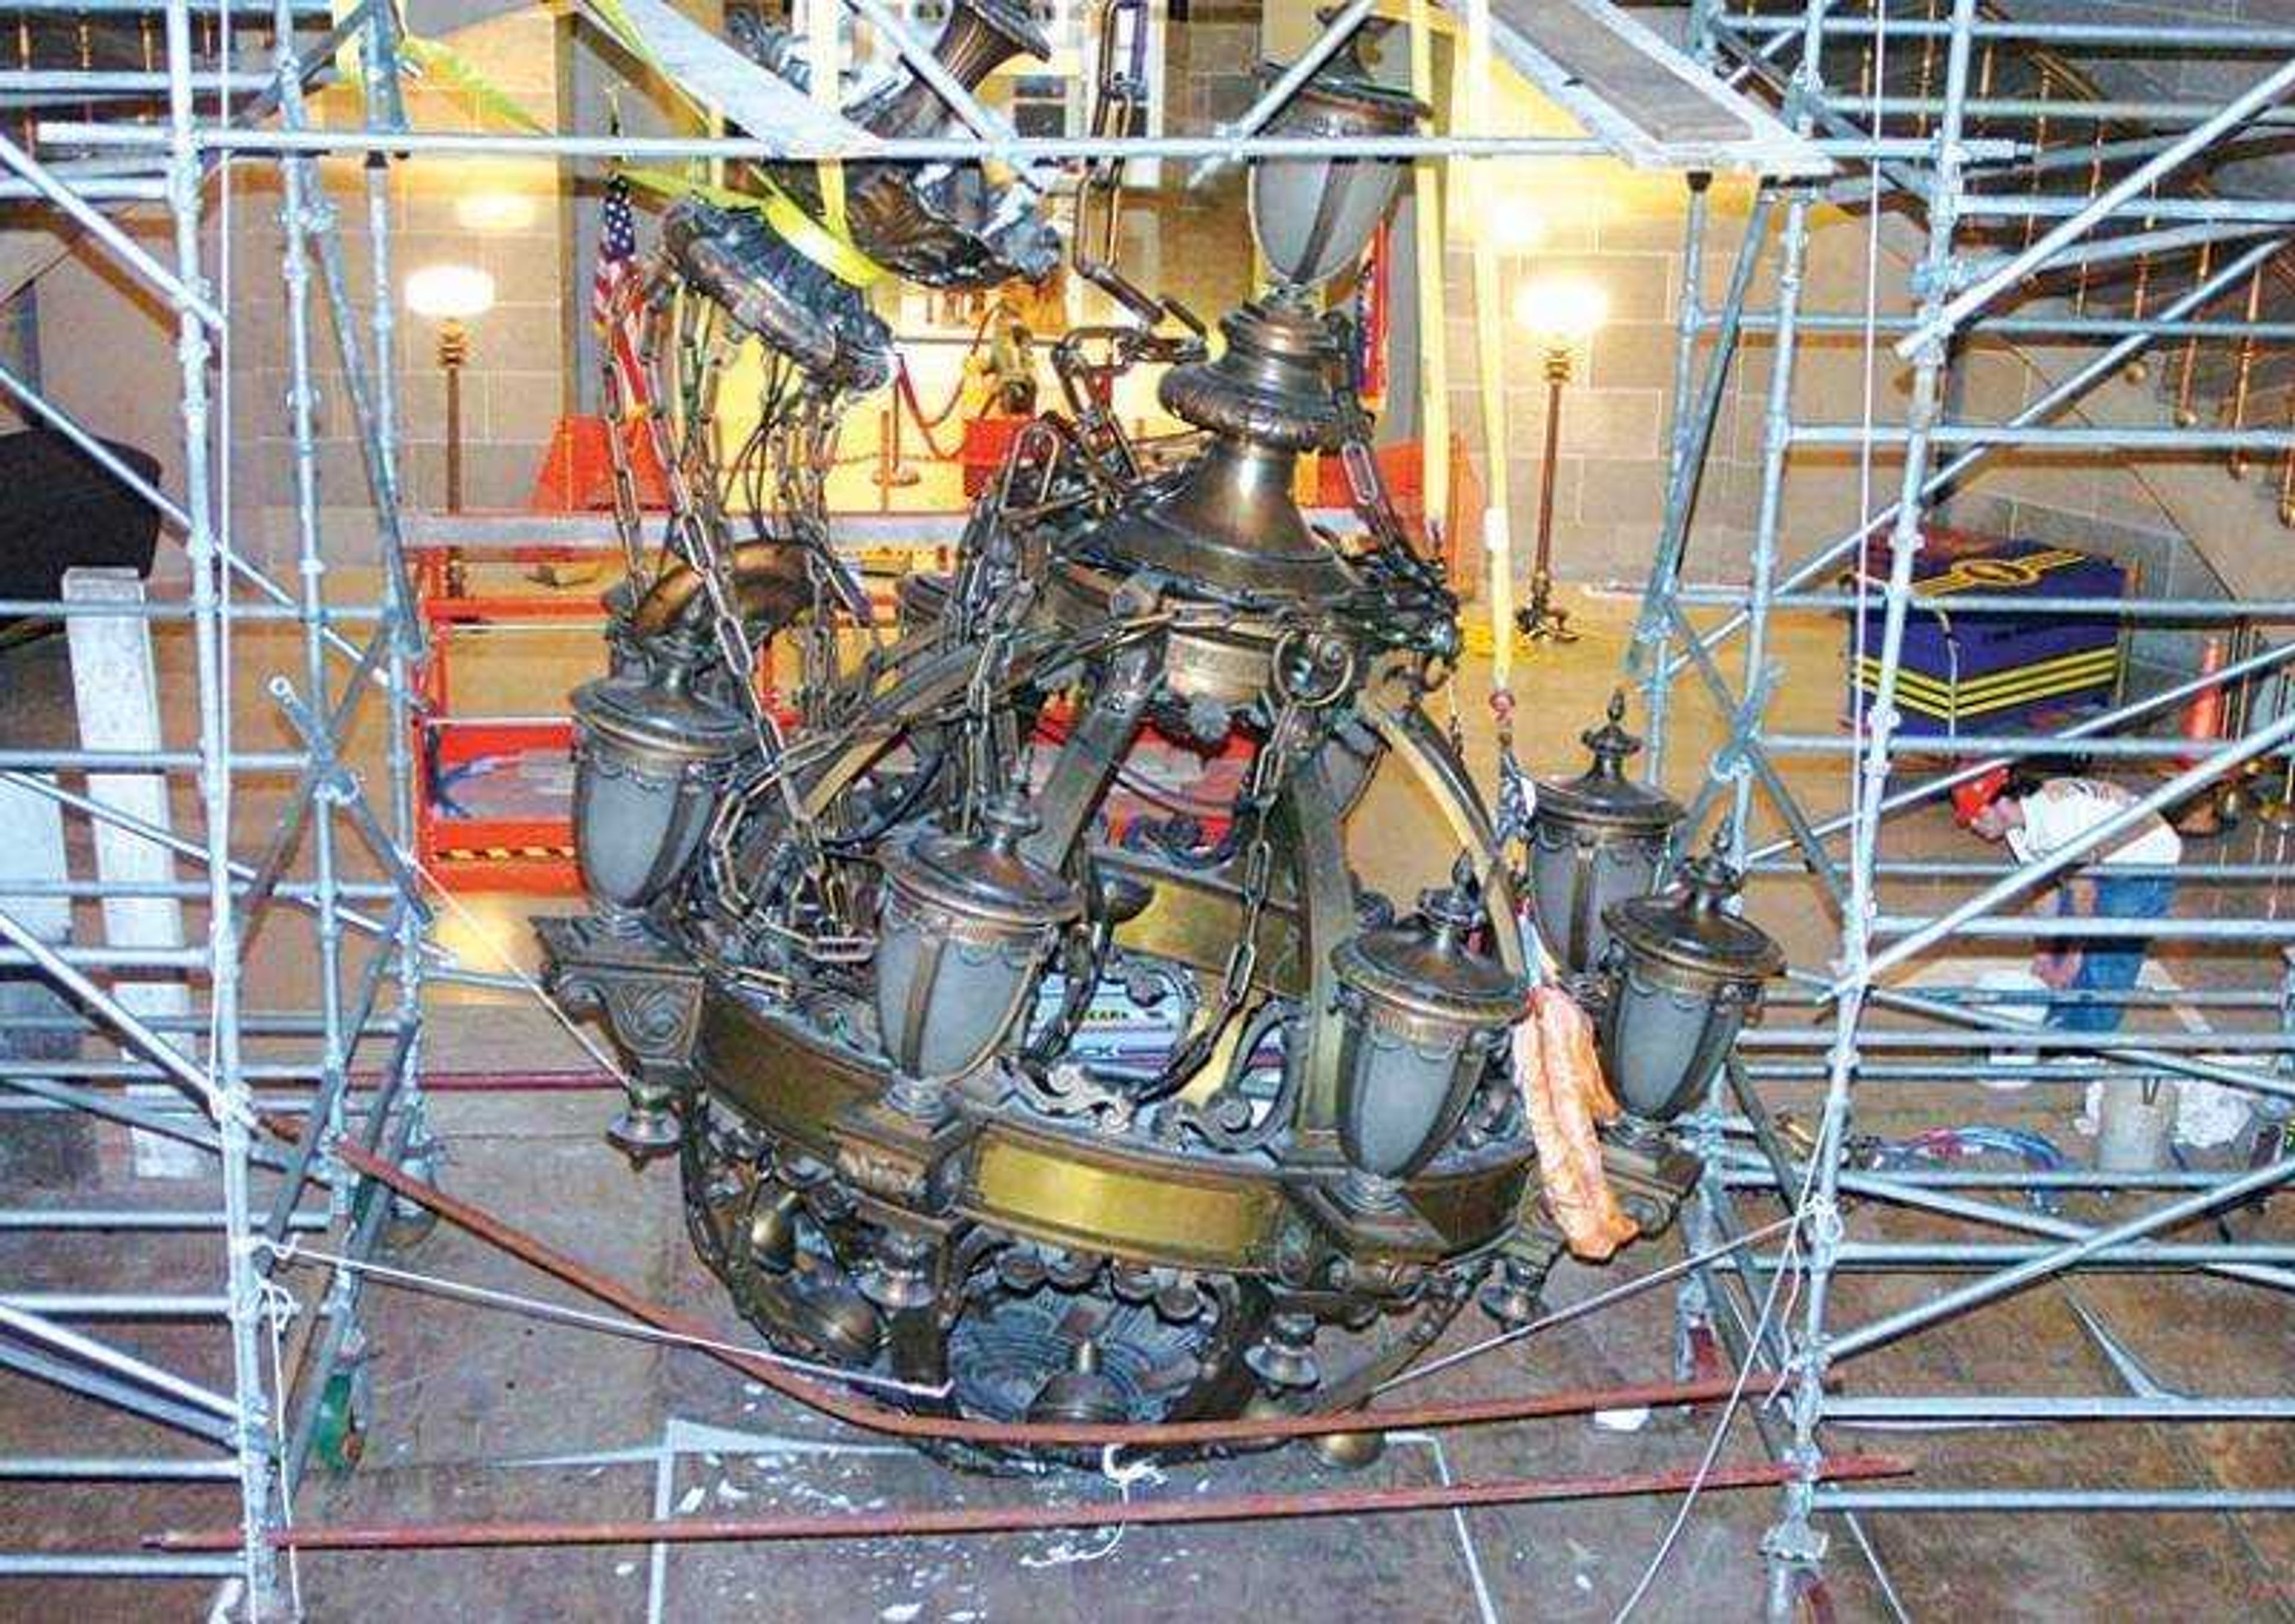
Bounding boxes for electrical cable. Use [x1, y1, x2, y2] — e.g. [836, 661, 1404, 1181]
[1616, 45, 1904, 1557]
[1609, 1134, 1820, 1621]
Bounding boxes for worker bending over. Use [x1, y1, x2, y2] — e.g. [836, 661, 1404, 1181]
[1959, 771, 2183, 1033]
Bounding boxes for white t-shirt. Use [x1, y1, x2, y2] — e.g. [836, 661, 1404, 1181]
[2005, 777, 2182, 870]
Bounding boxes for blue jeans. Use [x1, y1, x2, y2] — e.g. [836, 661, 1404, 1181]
[2045, 874, 2175, 1033]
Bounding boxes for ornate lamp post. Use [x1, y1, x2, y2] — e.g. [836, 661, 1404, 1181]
[1510, 275, 1608, 645]
[405, 262, 497, 514]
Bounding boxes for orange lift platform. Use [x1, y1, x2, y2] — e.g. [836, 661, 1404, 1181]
[408, 531, 605, 896]
[402, 510, 971, 895]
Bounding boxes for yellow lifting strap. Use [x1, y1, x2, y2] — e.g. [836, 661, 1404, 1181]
[386, 0, 886, 289]
[580, 0, 881, 286]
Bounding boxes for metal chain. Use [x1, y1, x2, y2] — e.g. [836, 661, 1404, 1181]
[958, 617, 1023, 829]
[642, 283, 876, 962]
[1327, 311, 1404, 548]
[599, 277, 653, 583]
[1143, 628, 1348, 1099]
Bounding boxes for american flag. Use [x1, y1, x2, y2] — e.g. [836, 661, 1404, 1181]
[593, 170, 648, 418]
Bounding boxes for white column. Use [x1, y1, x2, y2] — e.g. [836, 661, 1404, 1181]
[64, 565, 199, 1178]
[0, 764, 74, 1157]
[0, 773, 69, 941]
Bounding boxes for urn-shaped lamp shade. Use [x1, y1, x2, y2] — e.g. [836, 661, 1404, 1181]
[1528, 691, 1686, 976]
[1598, 841, 1783, 1123]
[874, 793, 1082, 1083]
[1332, 877, 1527, 1179]
[1250, 67, 1424, 292]
[570, 668, 748, 919]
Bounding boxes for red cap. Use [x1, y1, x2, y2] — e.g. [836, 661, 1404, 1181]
[1952, 766, 2011, 827]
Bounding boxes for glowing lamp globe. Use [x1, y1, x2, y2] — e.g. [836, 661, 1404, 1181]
[405, 263, 497, 323]
[1513, 276, 1609, 344]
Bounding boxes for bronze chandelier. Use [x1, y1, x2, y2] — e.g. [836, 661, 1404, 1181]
[541, 1, 1779, 1468]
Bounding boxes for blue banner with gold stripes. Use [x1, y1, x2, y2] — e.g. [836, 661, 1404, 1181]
[1849, 537, 2126, 736]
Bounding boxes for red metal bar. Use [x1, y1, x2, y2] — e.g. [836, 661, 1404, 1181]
[423, 595, 605, 625]
[310, 1131, 1822, 1454]
[155, 1455, 1911, 1553]
[417, 715, 581, 896]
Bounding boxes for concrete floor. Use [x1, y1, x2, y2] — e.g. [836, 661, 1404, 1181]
[4, 584, 2294, 1620]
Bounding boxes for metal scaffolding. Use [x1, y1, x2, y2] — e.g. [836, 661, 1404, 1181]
[0, 0, 429, 1604]
[1638, 2, 2295, 1614]
[0, 0, 1832, 1610]
[4, 0, 2291, 1613]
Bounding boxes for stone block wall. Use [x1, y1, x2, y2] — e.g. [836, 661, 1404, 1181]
[1437, 164, 1764, 589]
[1138, 0, 1258, 326]
[269, 6, 568, 530]
[1431, 163, 2223, 686]
[25, 4, 567, 570]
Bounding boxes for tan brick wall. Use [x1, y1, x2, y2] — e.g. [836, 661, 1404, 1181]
[1437, 173, 2193, 599]
[328, 8, 565, 516]
[128, 5, 574, 561]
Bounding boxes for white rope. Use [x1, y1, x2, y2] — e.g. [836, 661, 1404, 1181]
[248, 1262, 305, 1617]
[1609, 1149, 1820, 1621]
[1425, 1432, 1501, 1624]
[252, 1237, 952, 1400]
[1018, 1446, 1163, 1568]
[1373, 1211, 1801, 1396]
[406, 850, 644, 1093]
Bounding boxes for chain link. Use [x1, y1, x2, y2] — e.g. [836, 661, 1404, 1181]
[622, 269, 881, 963]
[1143, 623, 1357, 1099]
[599, 292, 650, 583]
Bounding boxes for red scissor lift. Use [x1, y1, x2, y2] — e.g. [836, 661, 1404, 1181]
[409, 540, 603, 895]
[406, 526, 816, 897]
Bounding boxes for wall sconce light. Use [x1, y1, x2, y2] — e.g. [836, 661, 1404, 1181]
[1482, 186, 1544, 254]
[453, 190, 538, 233]
[406, 262, 497, 514]
[1510, 274, 1608, 646]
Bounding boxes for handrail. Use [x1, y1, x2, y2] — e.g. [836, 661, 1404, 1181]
[1733, 0, 2295, 516]
[1967, 0, 2295, 323]
[1972, 0, 2295, 500]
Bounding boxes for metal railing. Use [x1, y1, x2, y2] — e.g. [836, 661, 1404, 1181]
[1731, 0, 2295, 518]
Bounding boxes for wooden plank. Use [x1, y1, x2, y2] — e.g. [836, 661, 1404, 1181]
[1473, 0, 1831, 176]
[584, 0, 878, 156]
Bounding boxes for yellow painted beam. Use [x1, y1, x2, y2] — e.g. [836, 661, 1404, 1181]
[1459, 0, 1514, 692]
[1405, 0, 1452, 586]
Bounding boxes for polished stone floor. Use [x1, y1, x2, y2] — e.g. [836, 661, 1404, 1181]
[4, 584, 2294, 1621]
